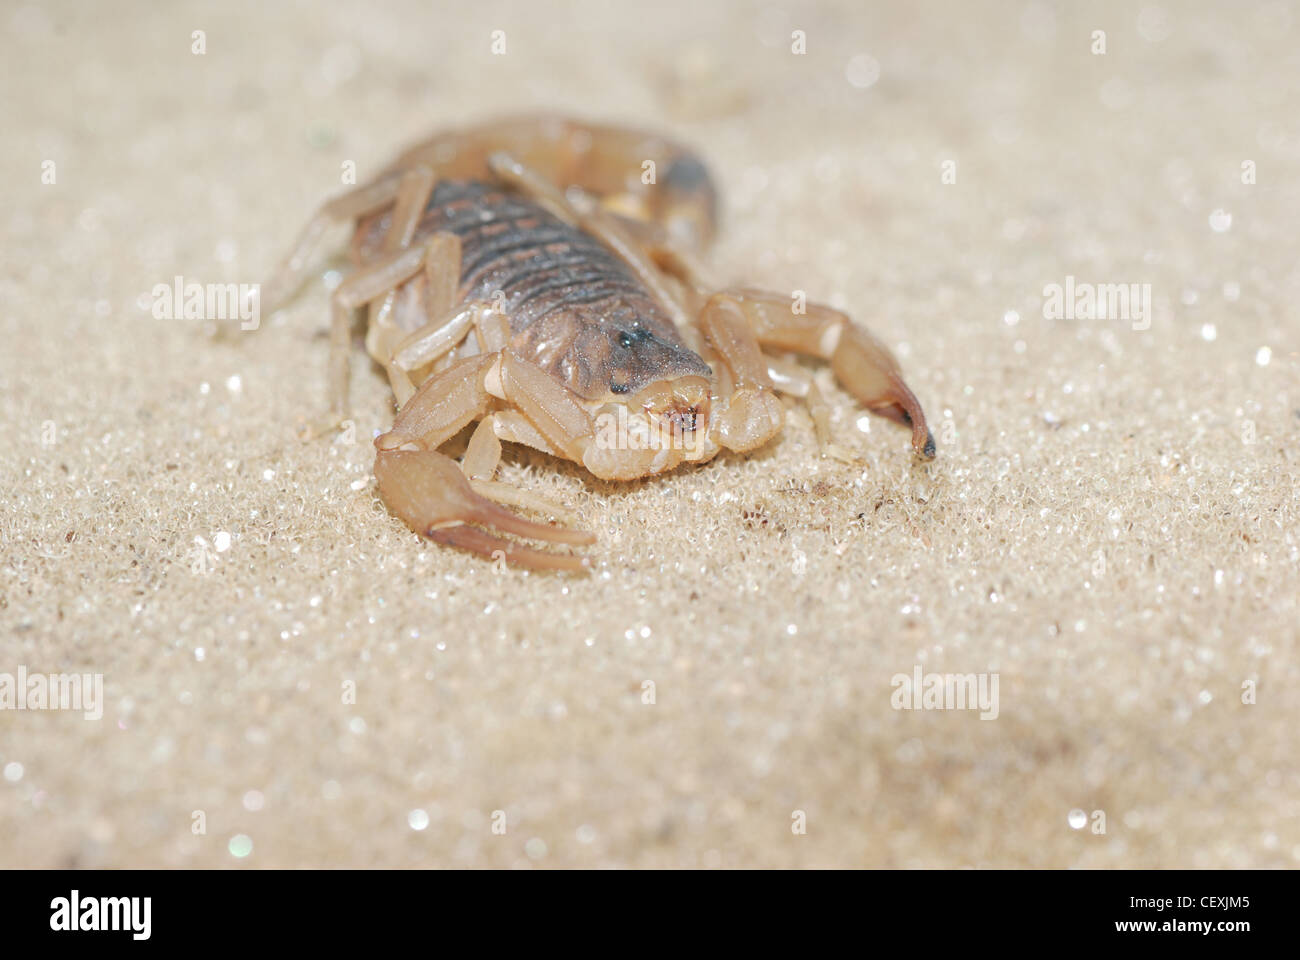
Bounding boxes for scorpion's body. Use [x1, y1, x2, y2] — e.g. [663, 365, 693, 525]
[352, 180, 710, 405]
[263, 116, 934, 570]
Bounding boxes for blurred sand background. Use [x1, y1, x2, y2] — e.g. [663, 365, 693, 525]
[1, 0, 1297, 867]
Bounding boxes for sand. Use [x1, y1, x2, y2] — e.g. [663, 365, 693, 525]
[1, 0, 1297, 868]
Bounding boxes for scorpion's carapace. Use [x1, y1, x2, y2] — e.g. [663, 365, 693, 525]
[263, 115, 935, 569]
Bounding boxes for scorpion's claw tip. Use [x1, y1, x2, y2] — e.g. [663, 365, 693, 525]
[920, 432, 936, 460]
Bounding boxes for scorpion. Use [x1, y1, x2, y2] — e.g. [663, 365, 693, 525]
[261, 116, 934, 571]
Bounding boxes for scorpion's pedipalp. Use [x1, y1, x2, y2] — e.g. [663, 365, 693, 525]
[377, 352, 496, 452]
[374, 357, 594, 569]
[703, 289, 936, 461]
[496, 350, 595, 463]
[374, 448, 593, 571]
[426, 524, 590, 573]
[698, 295, 785, 453]
[470, 480, 584, 529]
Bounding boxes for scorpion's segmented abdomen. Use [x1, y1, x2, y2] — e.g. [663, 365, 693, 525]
[361, 180, 704, 399]
[428, 181, 660, 325]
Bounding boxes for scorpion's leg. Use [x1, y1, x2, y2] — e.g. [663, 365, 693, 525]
[391, 296, 510, 374]
[486, 410, 559, 457]
[385, 167, 438, 251]
[599, 212, 717, 299]
[701, 289, 935, 460]
[579, 208, 694, 327]
[461, 416, 583, 527]
[374, 353, 594, 571]
[647, 240, 715, 302]
[385, 304, 474, 400]
[566, 211, 715, 351]
[262, 173, 406, 313]
[461, 416, 503, 480]
[312, 238, 443, 434]
[483, 151, 581, 227]
[362, 171, 444, 403]
[763, 355, 854, 461]
[385, 297, 479, 406]
[294, 169, 443, 435]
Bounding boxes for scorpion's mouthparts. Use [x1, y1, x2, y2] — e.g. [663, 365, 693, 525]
[661, 401, 707, 434]
[637, 376, 711, 437]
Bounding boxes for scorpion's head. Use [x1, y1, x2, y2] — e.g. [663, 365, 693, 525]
[576, 318, 714, 480]
[604, 323, 710, 421]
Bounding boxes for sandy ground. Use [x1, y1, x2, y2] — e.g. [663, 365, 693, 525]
[1, 0, 1297, 868]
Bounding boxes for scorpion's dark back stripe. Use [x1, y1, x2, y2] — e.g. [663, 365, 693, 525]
[416, 180, 662, 333]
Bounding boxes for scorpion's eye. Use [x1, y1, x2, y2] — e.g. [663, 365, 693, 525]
[610, 381, 630, 394]
[617, 332, 634, 349]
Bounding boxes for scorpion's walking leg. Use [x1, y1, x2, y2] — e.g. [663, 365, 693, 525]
[364, 169, 442, 402]
[375, 235, 472, 406]
[580, 208, 695, 327]
[312, 237, 444, 434]
[599, 213, 718, 300]
[461, 417, 503, 480]
[384, 167, 438, 250]
[292, 168, 443, 435]
[763, 355, 852, 460]
[485, 410, 559, 457]
[374, 354, 594, 571]
[262, 173, 407, 313]
[702, 289, 935, 459]
[366, 170, 441, 379]
[388, 292, 506, 386]
[460, 417, 583, 527]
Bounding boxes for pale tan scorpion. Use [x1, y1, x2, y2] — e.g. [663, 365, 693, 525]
[261, 116, 934, 571]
